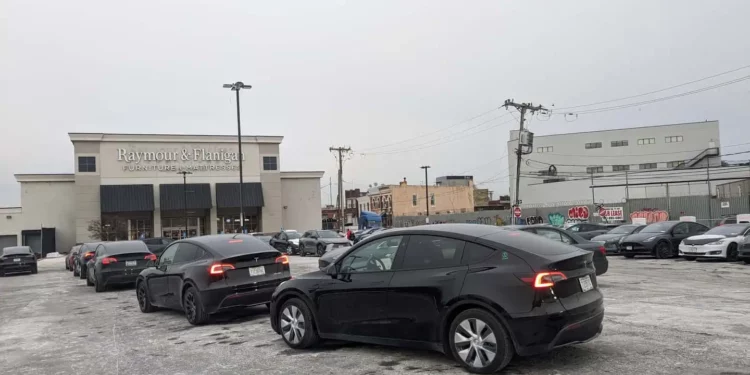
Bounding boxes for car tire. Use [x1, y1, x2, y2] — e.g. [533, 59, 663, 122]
[449, 308, 514, 374]
[94, 273, 105, 293]
[299, 244, 306, 257]
[183, 286, 209, 325]
[623, 254, 635, 259]
[0, 270, 5, 277]
[316, 244, 325, 257]
[31, 265, 38, 274]
[137, 281, 156, 313]
[726, 243, 739, 262]
[744, 259, 750, 265]
[65, 262, 69, 271]
[654, 241, 672, 259]
[86, 274, 94, 286]
[79, 266, 87, 279]
[684, 257, 697, 261]
[278, 298, 319, 349]
[73, 264, 79, 277]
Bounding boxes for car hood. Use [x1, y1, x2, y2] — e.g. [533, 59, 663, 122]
[319, 246, 350, 268]
[623, 232, 667, 243]
[685, 234, 726, 241]
[289, 239, 299, 245]
[319, 238, 351, 245]
[591, 233, 626, 242]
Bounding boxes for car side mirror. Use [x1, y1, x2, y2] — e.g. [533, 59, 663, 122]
[325, 264, 338, 278]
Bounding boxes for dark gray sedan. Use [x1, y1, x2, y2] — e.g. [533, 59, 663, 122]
[591, 225, 646, 254]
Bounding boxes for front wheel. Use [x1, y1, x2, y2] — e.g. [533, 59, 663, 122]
[73, 264, 79, 277]
[654, 242, 672, 259]
[449, 308, 514, 374]
[31, 265, 38, 274]
[299, 244, 306, 257]
[726, 243, 739, 262]
[183, 286, 209, 325]
[137, 281, 156, 313]
[279, 298, 319, 349]
[316, 244, 325, 257]
[79, 265, 87, 279]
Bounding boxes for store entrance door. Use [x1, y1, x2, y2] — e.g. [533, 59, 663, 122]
[161, 217, 204, 240]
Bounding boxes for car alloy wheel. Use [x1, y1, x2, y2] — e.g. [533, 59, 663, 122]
[454, 318, 498, 369]
[299, 244, 306, 257]
[137, 282, 155, 313]
[280, 305, 306, 345]
[316, 244, 325, 257]
[655, 242, 672, 259]
[726, 243, 739, 261]
[183, 287, 208, 325]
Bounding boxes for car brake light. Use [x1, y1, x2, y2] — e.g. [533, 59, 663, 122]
[275, 255, 289, 265]
[209, 263, 235, 275]
[534, 272, 567, 288]
[84, 252, 95, 259]
[101, 257, 117, 265]
[599, 246, 606, 255]
[144, 254, 157, 261]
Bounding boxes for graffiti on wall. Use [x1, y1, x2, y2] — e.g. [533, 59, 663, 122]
[548, 212, 565, 227]
[525, 216, 544, 225]
[629, 210, 669, 224]
[568, 206, 590, 220]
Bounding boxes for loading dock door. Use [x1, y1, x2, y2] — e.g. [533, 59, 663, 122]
[0, 235, 18, 250]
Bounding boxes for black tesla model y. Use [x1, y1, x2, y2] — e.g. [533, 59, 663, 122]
[270, 224, 604, 374]
[136, 234, 291, 325]
[86, 241, 156, 292]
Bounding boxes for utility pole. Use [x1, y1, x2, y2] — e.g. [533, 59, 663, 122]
[222, 81, 251, 233]
[707, 164, 712, 225]
[330, 146, 352, 231]
[420, 166, 431, 223]
[502, 100, 547, 211]
[178, 171, 192, 238]
[329, 176, 333, 207]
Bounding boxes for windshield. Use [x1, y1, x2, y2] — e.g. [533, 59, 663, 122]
[2, 247, 32, 256]
[608, 225, 638, 234]
[641, 222, 674, 233]
[705, 225, 749, 237]
[286, 232, 301, 239]
[318, 230, 339, 238]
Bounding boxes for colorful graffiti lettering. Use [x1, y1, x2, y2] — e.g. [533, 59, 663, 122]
[629, 210, 669, 224]
[568, 206, 590, 220]
[548, 212, 565, 227]
[525, 216, 544, 225]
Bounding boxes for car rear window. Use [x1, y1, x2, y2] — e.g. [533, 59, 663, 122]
[401, 235, 465, 269]
[209, 239, 277, 257]
[487, 229, 579, 256]
[463, 242, 495, 264]
[102, 242, 150, 255]
[2, 247, 32, 256]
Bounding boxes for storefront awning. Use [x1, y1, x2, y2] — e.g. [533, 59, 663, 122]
[215, 183, 264, 208]
[101, 185, 155, 213]
[159, 184, 212, 211]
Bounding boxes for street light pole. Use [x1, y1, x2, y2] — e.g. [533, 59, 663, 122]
[223, 81, 252, 233]
[420, 166, 431, 224]
[178, 171, 192, 238]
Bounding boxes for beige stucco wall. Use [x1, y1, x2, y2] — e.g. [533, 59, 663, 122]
[281, 176, 323, 232]
[21, 182, 77, 253]
[392, 184, 475, 216]
[0, 207, 24, 247]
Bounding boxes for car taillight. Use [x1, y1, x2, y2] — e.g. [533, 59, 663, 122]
[275, 255, 289, 265]
[599, 246, 606, 255]
[209, 263, 235, 275]
[144, 254, 157, 261]
[101, 257, 117, 265]
[533, 272, 567, 288]
[84, 252, 95, 259]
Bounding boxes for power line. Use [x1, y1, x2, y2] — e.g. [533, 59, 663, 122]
[552, 63, 750, 111]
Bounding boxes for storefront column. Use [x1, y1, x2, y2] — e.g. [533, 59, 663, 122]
[127, 219, 131, 240]
[153, 185, 161, 238]
[209, 207, 218, 235]
[197, 217, 201, 236]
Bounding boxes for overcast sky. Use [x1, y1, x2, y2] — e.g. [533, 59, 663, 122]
[2, 0, 749, 207]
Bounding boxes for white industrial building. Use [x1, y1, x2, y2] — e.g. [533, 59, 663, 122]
[0, 133, 324, 256]
[507, 121, 750, 207]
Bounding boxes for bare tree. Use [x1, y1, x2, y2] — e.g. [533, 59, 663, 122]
[87, 218, 127, 241]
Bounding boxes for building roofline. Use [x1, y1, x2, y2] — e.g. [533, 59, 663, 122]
[517, 120, 719, 139]
[280, 171, 325, 179]
[69, 132, 284, 144]
[14, 174, 75, 183]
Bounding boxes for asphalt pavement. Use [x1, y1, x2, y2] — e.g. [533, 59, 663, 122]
[1, 255, 749, 375]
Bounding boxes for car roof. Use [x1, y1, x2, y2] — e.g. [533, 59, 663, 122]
[97, 241, 150, 255]
[185, 234, 278, 257]
[376, 223, 511, 239]
[3, 246, 31, 251]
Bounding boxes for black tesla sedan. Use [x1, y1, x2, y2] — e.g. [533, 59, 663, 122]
[0, 246, 38, 276]
[85, 241, 155, 292]
[270, 224, 603, 374]
[620, 221, 708, 259]
[75, 242, 103, 279]
[136, 234, 291, 325]
[590, 224, 646, 254]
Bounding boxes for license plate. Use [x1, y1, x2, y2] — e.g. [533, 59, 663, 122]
[579, 275, 594, 292]
[13, 258, 20, 262]
[125, 260, 137, 267]
[248, 266, 265, 277]
[626, 246, 633, 250]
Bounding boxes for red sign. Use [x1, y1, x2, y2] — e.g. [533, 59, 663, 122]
[513, 206, 522, 218]
[599, 206, 624, 221]
[568, 206, 590, 220]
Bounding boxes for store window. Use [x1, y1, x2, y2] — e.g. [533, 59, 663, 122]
[639, 163, 657, 170]
[585, 142, 602, 149]
[78, 156, 96, 173]
[613, 165, 630, 171]
[586, 166, 603, 174]
[665, 136, 683, 143]
[263, 156, 278, 171]
[611, 140, 629, 147]
[412, 194, 417, 206]
[637, 138, 656, 145]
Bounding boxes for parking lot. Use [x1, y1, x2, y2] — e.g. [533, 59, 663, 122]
[1, 256, 749, 375]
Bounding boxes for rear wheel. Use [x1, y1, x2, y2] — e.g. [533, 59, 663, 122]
[137, 281, 156, 313]
[79, 265, 86, 279]
[183, 286, 209, 325]
[449, 309, 514, 374]
[73, 263, 79, 277]
[726, 243, 739, 262]
[86, 273, 94, 286]
[316, 244, 325, 257]
[654, 241, 672, 259]
[279, 298, 319, 349]
[684, 257, 697, 261]
[94, 272, 105, 293]
[299, 244, 306, 257]
[623, 254, 635, 259]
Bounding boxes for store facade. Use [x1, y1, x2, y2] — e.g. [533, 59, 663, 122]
[0, 133, 324, 256]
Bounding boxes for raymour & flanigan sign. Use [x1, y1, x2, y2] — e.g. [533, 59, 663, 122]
[117, 148, 245, 172]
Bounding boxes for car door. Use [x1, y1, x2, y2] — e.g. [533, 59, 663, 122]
[300, 231, 313, 250]
[670, 223, 691, 249]
[386, 235, 467, 343]
[148, 243, 179, 308]
[308, 231, 320, 248]
[270, 233, 283, 251]
[167, 243, 200, 308]
[314, 235, 406, 338]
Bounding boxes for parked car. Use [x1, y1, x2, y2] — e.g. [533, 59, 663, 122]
[270, 224, 603, 374]
[715, 216, 737, 226]
[299, 230, 353, 257]
[501, 225, 608, 275]
[75, 242, 104, 279]
[250, 232, 275, 243]
[678, 223, 750, 261]
[565, 223, 620, 240]
[739, 242, 750, 264]
[136, 234, 291, 325]
[270, 230, 302, 255]
[140, 237, 173, 256]
[590, 225, 646, 254]
[353, 227, 385, 244]
[620, 221, 709, 259]
[66, 244, 82, 271]
[85, 241, 156, 292]
[0, 246, 38, 276]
